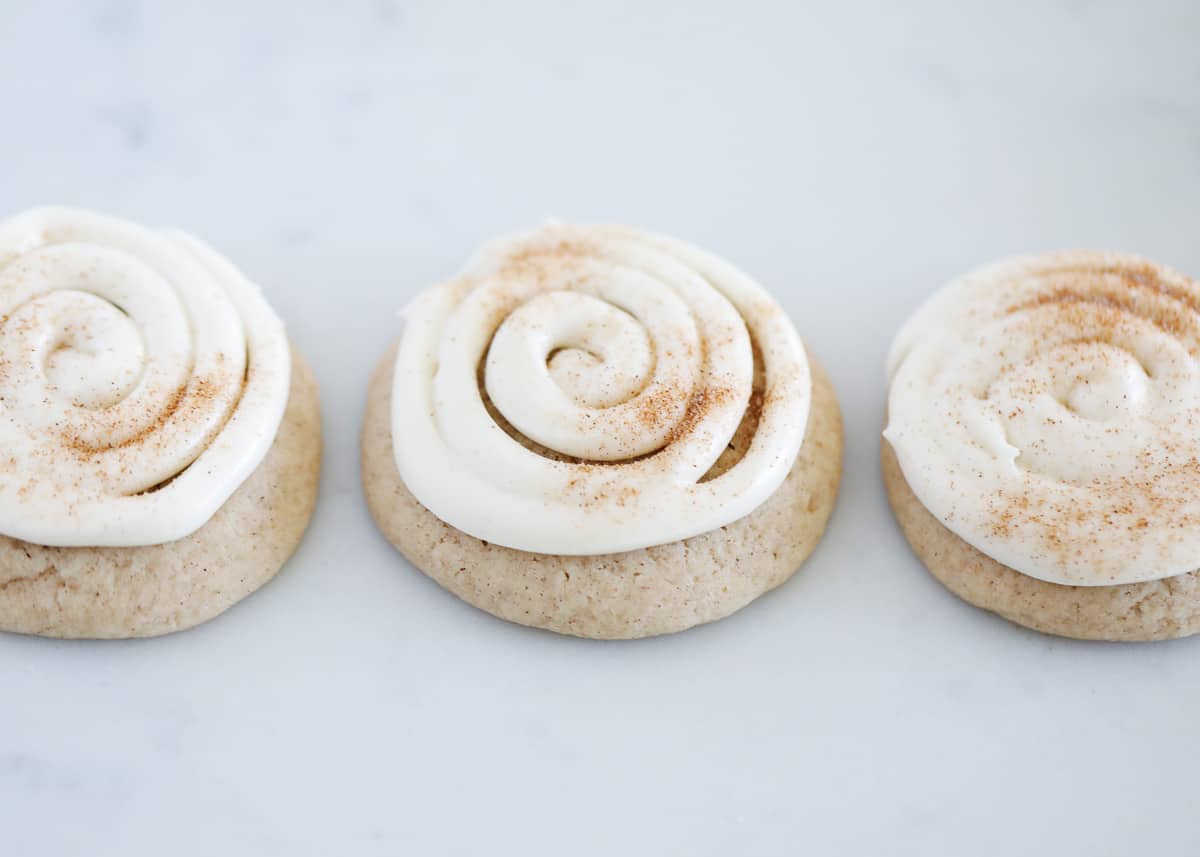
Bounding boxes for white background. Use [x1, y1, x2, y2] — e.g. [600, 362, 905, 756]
[2, 1, 1199, 854]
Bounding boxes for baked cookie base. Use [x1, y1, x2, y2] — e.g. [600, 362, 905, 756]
[362, 343, 843, 640]
[882, 440, 1200, 642]
[0, 346, 322, 639]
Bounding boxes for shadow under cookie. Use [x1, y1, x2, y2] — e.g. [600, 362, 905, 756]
[0, 346, 323, 639]
[363, 342, 843, 640]
[882, 440, 1200, 642]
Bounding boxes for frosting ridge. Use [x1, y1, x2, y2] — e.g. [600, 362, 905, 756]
[0, 207, 290, 547]
[391, 224, 811, 555]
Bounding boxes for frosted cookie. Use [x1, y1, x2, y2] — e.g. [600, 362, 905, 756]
[884, 251, 1200, 641]
[0, 208, 321, 638]
[363, 224, 842, 639]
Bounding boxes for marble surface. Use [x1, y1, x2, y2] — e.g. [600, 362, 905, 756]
[3, 1, 1200, 854]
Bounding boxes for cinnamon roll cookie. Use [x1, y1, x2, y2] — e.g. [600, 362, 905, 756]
[0, 208, 321, 638]
[363, 224, 842, 639]
[885, 251, 1200, 641]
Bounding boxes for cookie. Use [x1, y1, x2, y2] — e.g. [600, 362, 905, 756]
[883, 251, 1200, 641]
[883, 439, 1200, 641]
[363, 223, 842, 638]
[0, 348, 320, 638]
[0, 208, 321, 638]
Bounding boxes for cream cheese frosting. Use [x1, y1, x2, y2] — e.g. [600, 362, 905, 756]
[0, 207, 290, 547]
[391, 223, 811, 555]
[885, 251, 1200, 586]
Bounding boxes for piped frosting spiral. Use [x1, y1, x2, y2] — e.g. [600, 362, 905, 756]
[886, 251, 1200, 586]
[391, 224, 811, 555]
[0, 208, 290, 547]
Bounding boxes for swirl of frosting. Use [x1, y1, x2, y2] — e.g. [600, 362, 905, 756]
[392, 224, 811, 555]
[886, 251, 1200, 586]
[0, 207, 290, 547]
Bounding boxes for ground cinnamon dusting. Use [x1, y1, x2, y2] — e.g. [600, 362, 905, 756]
[635, 385, 689, 435]
[61, 372, 232, 455]
[973, 259, 1200, 568]
[1006, 261, 1200, 353]
[461, 232, 791, 517]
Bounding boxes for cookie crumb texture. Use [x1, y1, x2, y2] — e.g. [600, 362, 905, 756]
[0, 347, 321, 639]
[882, 440, 1200, 641]
[363, 343, 842, 639]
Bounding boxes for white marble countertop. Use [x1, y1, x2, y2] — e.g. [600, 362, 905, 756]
[3, 1, 1200, 854]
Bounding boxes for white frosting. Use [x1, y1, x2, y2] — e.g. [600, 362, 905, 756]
[391, 223, 811, 555]
[885, 251, 1200, 586]
[0, 207, 290, 547]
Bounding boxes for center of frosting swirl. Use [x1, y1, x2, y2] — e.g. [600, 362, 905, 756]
[391, 223, 811, 555]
